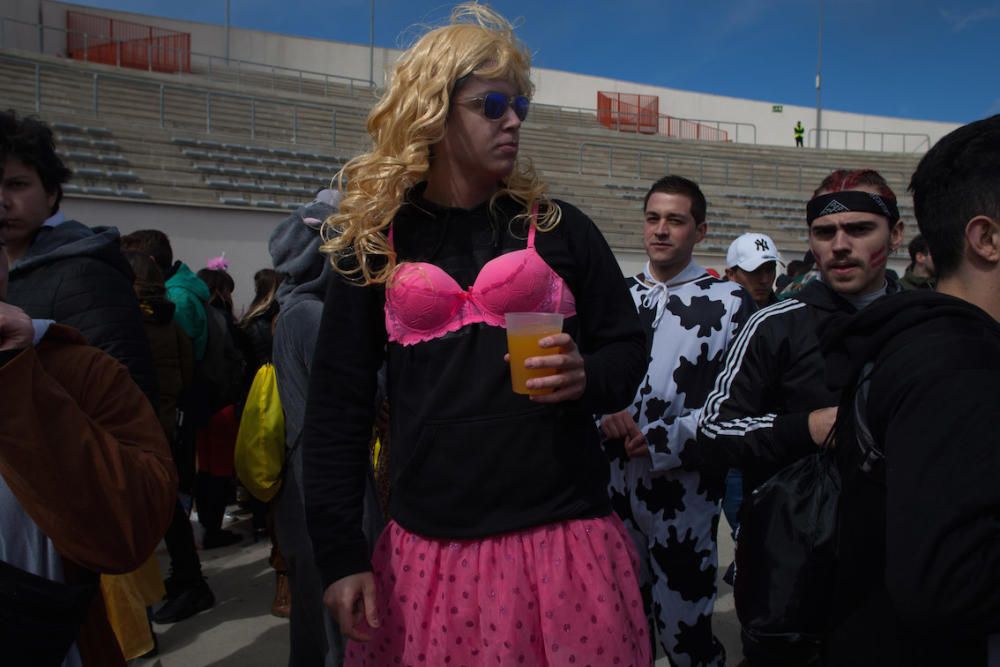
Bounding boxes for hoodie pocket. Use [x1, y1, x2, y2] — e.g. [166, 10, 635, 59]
[394, 407, 579, 531]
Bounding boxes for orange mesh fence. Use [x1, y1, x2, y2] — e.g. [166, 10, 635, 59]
[597, 92, 728, 142]
[66, 10, 191, 73]
[597, 92, 658, 134]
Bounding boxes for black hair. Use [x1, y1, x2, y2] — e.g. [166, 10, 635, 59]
[123, 251, 165, 285]
[0, 110, 72, 215]
[240, 268, 283, 326]
[909, 115, 1000, 278]
[907, 234, 930, 269]
[121, 229, 174, 275]
[197, 267, 236, 315]
[785, 259, 807, 278]
[642, 175, 707, 225]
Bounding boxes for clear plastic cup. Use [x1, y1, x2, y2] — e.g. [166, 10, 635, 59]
[505, 312, 564, 395]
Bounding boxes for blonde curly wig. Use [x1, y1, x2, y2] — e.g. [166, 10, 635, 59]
[320, 2, 561, 285]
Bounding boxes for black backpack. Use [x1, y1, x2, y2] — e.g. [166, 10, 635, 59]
[194, 305, 245, 420]
[734, 362, 881, 647]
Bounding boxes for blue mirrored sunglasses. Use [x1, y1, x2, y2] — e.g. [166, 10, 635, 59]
[464, 92, 530, 122]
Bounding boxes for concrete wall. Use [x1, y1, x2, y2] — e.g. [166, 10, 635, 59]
[4, 0, 960, 152]
[61, 196, 287, 312]
[533, 68, 959, 151]
[1, 0, 46, 51]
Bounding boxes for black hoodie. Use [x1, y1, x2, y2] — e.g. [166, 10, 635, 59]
[302, 194, 646, 586]
[821, 290, 1000, 666]
[7, 220, 158, 407]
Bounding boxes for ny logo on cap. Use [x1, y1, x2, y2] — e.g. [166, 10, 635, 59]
[755, 238, 770, 252]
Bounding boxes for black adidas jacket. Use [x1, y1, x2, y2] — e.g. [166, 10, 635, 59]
[684, 278, 898, 495]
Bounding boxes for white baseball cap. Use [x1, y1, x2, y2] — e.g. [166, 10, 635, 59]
[726, 233, 784, 271]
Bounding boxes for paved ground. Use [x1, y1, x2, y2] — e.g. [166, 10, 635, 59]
[140, 511, 743, 666]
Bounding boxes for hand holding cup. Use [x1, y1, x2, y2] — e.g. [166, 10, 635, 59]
[504, 313, 586, 403]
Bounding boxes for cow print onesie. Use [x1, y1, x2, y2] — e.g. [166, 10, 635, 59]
[605, 260, 752, 667]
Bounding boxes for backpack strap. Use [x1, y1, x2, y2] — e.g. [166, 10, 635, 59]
[851, 325, 945, 479]
[853, 360, 885, 475]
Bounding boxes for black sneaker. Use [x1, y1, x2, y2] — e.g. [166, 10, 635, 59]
[202, 529, 242, 550]
[152, 580, 215, 624]
[163, 574, 179, 600]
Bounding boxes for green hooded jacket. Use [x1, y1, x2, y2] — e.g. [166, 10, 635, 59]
[165, 261, 210, 360]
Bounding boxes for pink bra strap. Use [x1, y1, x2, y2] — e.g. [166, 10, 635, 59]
[387, 224, 394, 248]
[527, 202, 539, 248]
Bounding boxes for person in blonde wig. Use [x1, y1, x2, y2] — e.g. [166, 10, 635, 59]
[321, 3, 553, 284]
[303, 3, 652, 665]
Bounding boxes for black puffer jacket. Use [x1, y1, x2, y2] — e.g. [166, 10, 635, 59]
[7, 220, 158, 407]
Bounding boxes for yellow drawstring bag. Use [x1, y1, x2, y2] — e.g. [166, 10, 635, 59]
[234, 363, 286, 502]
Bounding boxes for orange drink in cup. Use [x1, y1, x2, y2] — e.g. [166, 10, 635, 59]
[505, 312, 564, 395]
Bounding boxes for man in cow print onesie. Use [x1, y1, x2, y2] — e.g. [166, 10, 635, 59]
[601, 175, 753, 667]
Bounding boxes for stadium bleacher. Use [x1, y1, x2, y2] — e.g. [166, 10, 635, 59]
[0, 48, 923, 258]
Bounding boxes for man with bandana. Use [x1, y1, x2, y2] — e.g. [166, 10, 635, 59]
[683, 169, 904, 666]
[601, 175, 752, 667]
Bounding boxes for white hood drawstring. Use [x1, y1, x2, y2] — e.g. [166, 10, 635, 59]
[641, 261, 708, 329]
[642, 281, 669, 329]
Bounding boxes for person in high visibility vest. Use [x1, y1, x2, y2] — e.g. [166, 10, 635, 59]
[794, 121, 805, 147]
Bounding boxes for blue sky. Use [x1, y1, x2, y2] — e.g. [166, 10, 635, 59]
[79, 0, 1000, 123]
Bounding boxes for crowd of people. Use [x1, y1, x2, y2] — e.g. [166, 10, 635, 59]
[1, 2, 999, 667]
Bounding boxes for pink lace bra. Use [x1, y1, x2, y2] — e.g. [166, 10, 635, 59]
[385, 207, 577, 346]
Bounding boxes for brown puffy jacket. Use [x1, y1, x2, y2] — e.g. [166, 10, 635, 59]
[0, 324, 177, 666]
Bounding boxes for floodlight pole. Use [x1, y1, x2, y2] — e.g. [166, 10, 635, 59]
[369, 0, 375, 87]
[815, 0, 823, 149]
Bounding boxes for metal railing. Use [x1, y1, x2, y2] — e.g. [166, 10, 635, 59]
[0, 16, 374, 96]
[543, 102, 757, 144]
[0, 52, 369, 146]
[676, 117, 757, 145]
[807, 128, 931, 153]
[577, 141, 910, 192]
[198, 52, 374, 97]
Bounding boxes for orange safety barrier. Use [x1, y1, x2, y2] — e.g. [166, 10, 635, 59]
[66, 10, 191, 74]
[597, 92, 659, 134]
[597, 92, 728, 143]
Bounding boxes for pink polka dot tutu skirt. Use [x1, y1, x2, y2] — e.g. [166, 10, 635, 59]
[345, 514, 651, 666]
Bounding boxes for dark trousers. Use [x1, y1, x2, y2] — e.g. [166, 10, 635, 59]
[163, 499, 203, 589]
[742, 630, 821, 667]
[196, 472, 233, 535]
[274, 460, 341, 666]
[250, 495, 269, 533]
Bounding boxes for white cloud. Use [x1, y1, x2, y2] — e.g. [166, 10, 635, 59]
[940, 5, 1000, 32]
